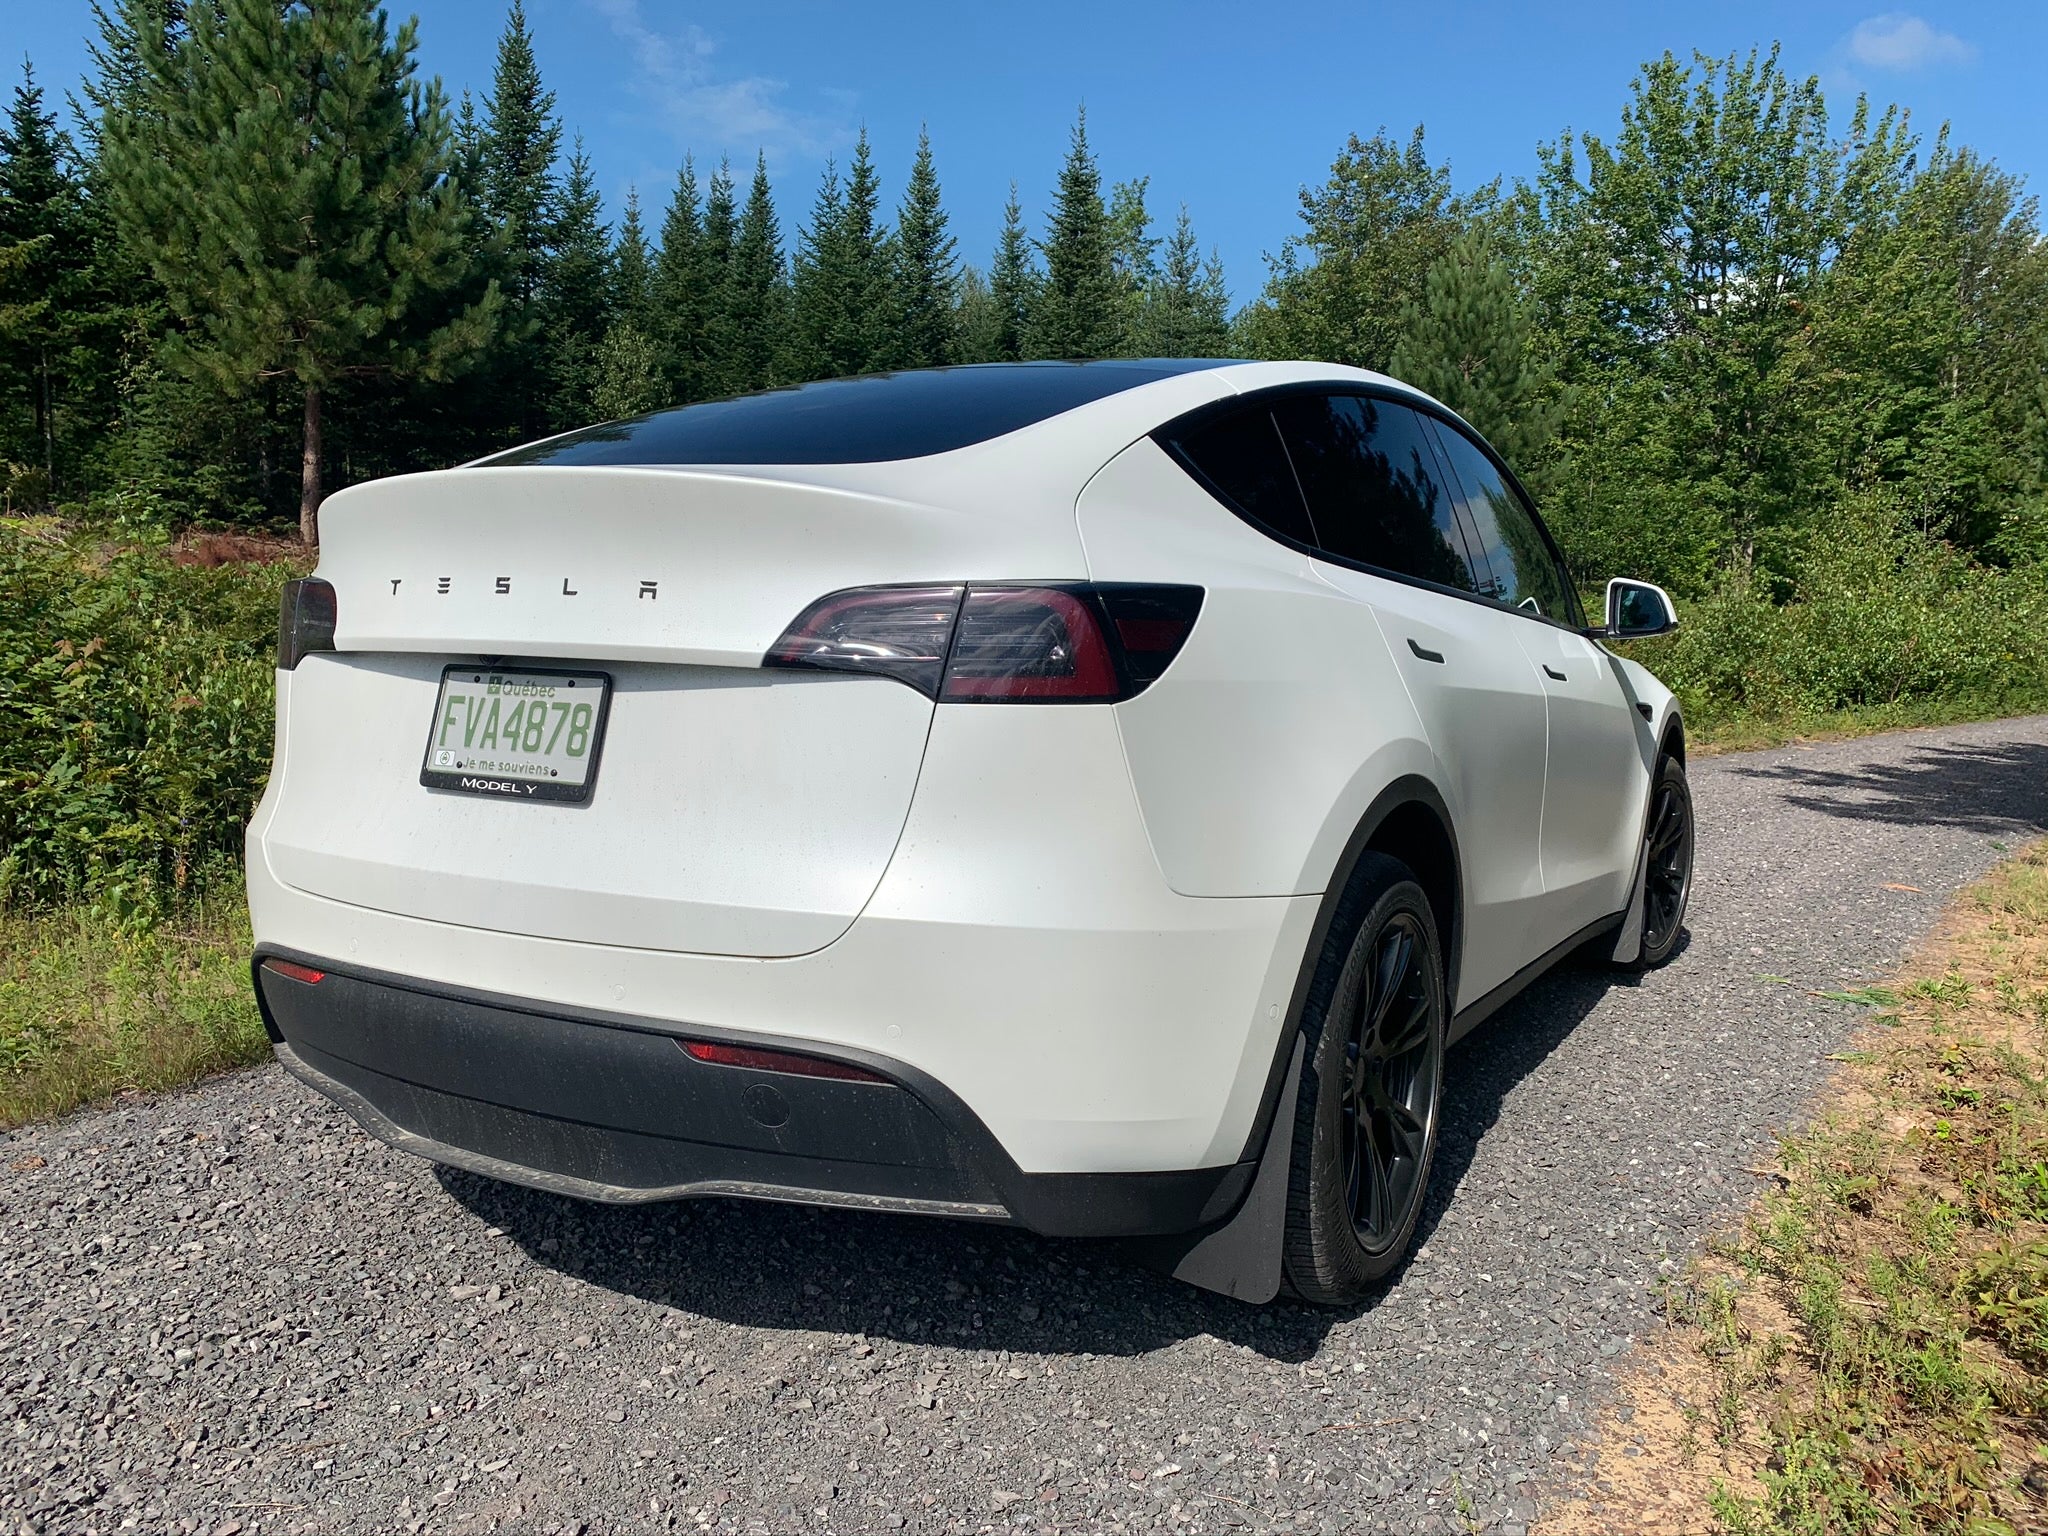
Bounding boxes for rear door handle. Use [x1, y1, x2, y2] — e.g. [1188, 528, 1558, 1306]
[1542, 664, 1567, 681]
[1407, 639, 1445, 664]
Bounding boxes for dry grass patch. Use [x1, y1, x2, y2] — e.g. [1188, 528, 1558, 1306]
[1544, 842, 2048, 1536]
[0, 897, 266, 1127]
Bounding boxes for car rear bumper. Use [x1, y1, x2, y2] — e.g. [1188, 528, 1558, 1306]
[248, 702, 1322, 1175]
[254, 951, 1257, 1238]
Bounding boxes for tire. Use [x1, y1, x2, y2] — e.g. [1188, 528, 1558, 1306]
[1634, 755, 1695, 970]
[1282, 853, 1447, 1306]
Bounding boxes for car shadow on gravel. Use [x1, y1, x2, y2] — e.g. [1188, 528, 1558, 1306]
[1412, 951, 1645, 1257]
[1729, 740, 2048, 834]
[436, 949, 1631, 1365]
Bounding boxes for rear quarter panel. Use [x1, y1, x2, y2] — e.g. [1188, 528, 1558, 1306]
[1076, 436, 1438, 899]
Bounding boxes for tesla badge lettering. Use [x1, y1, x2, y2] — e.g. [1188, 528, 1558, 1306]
[436, 576, 451, 595]
[495, 576, 511, 595]
[561, 577, 578, 596]
[639, 580, 658, 600]
[459, 776, 538, 797]
[389, 578, 401, 595]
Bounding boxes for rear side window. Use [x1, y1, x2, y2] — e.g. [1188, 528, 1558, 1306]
[1164, 407, 1319, 548]
[1272, 395, 1481, 592]
[1426, 420, 1576, 622]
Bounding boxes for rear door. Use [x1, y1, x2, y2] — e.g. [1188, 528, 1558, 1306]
[1426, 418, 1648, 943]
[1272, 392, 1554, 1008]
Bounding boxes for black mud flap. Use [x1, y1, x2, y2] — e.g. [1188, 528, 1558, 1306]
[1127, 1033, 1304, 1304]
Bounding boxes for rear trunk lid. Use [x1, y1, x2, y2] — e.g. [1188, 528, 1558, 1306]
[260, 464, 1085, 957]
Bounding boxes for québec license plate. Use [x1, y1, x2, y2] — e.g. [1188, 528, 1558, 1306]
[420, 666, 612, 803]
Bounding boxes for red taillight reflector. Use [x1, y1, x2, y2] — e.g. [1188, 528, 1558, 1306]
[680, 1039, 889, 1084]
[263, 959, 327, 985]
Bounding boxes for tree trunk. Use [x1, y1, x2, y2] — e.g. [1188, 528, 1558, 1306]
[299, 383, 323, 546]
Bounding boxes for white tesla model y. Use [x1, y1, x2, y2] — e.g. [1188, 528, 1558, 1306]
[247, 360, 1693, 1305]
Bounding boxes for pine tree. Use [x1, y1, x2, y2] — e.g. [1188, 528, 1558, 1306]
[452, 89, 485, 201]
[476, 0, 560, 438]
[79, 0, 187, 151]
[710, 154, 784, 395]
[649, 159, 706, 399]
[788, 158, 847, 380]
[102, 0, 501, 542]
[692, 159, 739, 393]
[1133, 206, 1230, 357]
[479, 0, 559, 308]
[593, 188, 663, 420]
[0, 66, 88, 490]
[983, 182, 1036, 362]
[892, 126, 957, 369]
[840, 128, 894, 371]
[611, 188, 653, 330]
[790, 129, 892, 379]
[543, 139, 611, 428]
[1390, 229, 1558, 477]
[1027, 110, 1121, 360]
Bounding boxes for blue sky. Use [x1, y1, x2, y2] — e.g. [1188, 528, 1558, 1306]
[6, 3, 2040, 306]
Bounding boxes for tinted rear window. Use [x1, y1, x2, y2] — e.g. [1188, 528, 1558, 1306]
[1164, 407, 1319, 547]
[481, 360, 1238, 467]
[1272, 394, 1482, 592]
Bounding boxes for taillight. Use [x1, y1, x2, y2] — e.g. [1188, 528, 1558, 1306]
[277, 577, 337, 670]
[680, 1039, 889, 1083]
[765, 583, 1202, 702]
[763, 584, 963, 697]
[943, 587, 1118, 700]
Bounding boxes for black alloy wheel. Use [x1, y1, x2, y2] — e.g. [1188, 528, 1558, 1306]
[1284, 853, 1447, 1304]
[1638, 755, 1695, 967]
[1341, 911, 1439, 1253]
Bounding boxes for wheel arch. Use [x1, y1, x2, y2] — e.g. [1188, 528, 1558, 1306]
[1660, 710, 1686, 766]
[1234, 774, 1464, 1164]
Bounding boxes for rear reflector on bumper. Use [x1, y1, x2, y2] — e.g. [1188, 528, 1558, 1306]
[262, 958, 327, 985]
[680, 1039, 890, 1083]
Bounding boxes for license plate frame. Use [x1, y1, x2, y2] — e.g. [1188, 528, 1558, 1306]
[419, 664, 613, 804]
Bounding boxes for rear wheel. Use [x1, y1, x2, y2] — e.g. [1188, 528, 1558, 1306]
[1636, 755, 1695, 969]
[1282, 855, 1447, 1306]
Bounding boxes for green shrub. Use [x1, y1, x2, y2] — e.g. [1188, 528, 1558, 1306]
[0, 518, 292, 920]
[1627, 493, 2048, 733]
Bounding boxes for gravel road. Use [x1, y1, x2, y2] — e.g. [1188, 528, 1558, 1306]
[8, 717, 2048, 1536]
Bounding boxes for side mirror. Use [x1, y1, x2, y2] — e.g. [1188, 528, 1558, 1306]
[1603, 578, 1678, 640]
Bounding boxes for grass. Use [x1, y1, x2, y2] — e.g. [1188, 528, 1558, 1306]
[0, 894, 268, 1128]
[1634, 842, 2048, 1536]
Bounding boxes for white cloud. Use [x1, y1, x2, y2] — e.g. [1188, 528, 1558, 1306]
[1844, 12, 1976, 72]
[582, 0, 846, 164]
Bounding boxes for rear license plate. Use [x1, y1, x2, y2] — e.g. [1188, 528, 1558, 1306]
[420, 666, 612, 803]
